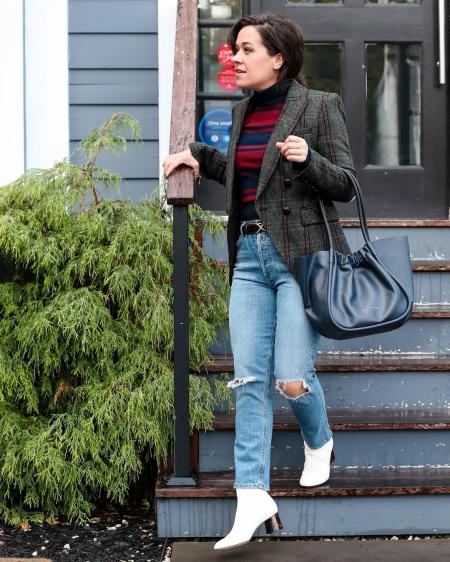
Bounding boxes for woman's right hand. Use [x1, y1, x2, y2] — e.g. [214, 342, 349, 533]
[163, 148, 200, 180]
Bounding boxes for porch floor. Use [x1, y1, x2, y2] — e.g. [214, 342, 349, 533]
[171, 537, 450, 561]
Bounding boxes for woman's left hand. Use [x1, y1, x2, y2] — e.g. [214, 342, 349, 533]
[276, 135, 309, 163]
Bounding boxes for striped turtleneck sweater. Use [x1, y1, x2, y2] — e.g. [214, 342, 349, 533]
[235, 79, 311, 221]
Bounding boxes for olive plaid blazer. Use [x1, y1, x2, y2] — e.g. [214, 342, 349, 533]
[190, 79, 356, 286]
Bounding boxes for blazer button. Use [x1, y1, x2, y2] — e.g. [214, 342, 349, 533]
[282, 206, 291, 215]
[284, 178, 292, 188]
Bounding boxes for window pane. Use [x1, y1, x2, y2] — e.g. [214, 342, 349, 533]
[199, 28, 238, 93]
[303, 43, 342, 96]
[288, 0, 341, 4]
[196, 100, 233, 153]
[366, 1, 420, 4]
[198, 0, 241, 19]
[366, 43, 421, 166]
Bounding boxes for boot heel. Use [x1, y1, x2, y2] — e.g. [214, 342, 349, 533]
[264, 512, 283, 534]
[330, 449, 335, 464]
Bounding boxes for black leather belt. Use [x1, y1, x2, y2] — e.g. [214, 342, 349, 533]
[240, 220, 266, 235]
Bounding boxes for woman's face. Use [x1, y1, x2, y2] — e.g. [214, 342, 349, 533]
[231, 26, 284, 91]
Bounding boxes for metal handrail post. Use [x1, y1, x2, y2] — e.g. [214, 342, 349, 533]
[165, 0, 198, 487]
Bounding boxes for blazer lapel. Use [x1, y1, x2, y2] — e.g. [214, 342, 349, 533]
[225, 80, 309, 211]
[256, 81, 309, 200]
[225, 97, 249, 212]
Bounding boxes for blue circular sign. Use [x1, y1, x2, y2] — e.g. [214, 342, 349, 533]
[198, 108, 232, 153]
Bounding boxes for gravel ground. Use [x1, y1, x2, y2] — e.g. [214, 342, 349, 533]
[0, 504, 170, 562]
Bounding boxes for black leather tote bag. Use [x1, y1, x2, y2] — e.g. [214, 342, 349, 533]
[294, 167, 414, 340]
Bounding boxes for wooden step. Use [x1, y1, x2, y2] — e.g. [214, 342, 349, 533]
[214, 259, 450, 272]
[341, 219, 450, 228]
[212, 409, 450, 431]
[199, 353, 450, 374]
[413, 260, 450, 271]
[413, 303, 450, 317]
[206, 218, 450, 228]
[156, 467, 450, 498]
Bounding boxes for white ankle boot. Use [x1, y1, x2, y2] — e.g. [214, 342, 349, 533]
[214, 488, 283, 550]
[299, 437, 335, 487]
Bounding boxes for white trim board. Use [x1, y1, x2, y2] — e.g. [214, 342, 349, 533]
[0, 2, 25, 186]
[158, 0, 177, 189]
[0, 0, 69, 187]
[25, 0, 69, 171]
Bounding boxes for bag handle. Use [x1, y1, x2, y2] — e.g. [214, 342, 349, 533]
[314, 166, 372, 251]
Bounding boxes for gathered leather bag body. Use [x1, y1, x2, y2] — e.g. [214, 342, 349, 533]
[294, 167, 414, 340]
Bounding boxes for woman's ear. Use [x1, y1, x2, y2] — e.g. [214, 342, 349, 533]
[273, 53, 284, 70]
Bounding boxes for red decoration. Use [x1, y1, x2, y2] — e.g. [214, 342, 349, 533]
[216, 42, 234, 68]
[216, 68, 238, 92]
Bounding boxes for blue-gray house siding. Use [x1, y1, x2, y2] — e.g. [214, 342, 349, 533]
[68, 0, 159, 202]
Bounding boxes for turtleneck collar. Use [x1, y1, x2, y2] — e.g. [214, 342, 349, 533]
[250, 78, 292, 105]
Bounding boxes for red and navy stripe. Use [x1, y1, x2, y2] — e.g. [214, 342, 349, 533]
[236, 83, 289, 220]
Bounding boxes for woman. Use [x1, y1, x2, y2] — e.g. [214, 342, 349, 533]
[163, 13, 356, 551]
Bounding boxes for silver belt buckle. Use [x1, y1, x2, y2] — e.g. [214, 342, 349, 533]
[240, 220, 265, 235]
[254, 221, 265, 234]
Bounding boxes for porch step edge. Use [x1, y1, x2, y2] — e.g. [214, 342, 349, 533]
[197, 353, 450, 374]
[156, 467, 450, 498]
[212, 409, 450, 431]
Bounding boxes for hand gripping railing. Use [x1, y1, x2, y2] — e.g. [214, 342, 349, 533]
[165, 0, 198, 487]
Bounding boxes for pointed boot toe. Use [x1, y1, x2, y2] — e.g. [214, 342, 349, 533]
[214, 488, 283, 551]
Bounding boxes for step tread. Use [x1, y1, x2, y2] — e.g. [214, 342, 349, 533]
[341, 219, 450, 227]
[156, 467, 450, 498]
[413, 260, 450, 271]
[200, 354, 450, 374]
[413, 303, 450, 317]
[215, 260, 450, 272]
[212, 409, 450, 430]
[211, 218, 450, 227]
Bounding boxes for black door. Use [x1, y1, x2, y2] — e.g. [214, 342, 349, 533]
[252, 0, 448, 219]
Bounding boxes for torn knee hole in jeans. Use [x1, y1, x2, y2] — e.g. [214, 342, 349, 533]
[275, 379, 310, 400]
[227, 376, 257, 389]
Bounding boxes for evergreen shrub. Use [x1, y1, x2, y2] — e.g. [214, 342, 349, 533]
[0, 113, 231, 524]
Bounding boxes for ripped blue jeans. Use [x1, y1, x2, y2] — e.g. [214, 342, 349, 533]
[228, 225, 333, 491]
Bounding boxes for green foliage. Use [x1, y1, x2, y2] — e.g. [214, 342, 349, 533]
[0, 113, 231, 524]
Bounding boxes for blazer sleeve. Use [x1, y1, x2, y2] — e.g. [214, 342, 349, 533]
[189, 142, 227, 186]
[294, 92, 356, 203]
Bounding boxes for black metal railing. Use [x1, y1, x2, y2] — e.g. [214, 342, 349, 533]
[165, 0, 198, 487]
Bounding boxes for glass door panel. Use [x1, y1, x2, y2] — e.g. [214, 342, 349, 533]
[366, 43, 421, 166]
[259, 0, 447, 218]
[304, 43, 342, 95]
[366, 1, 421, 4]
[288, 0, 341, 4]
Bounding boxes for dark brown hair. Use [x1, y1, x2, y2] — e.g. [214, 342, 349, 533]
[227, 13, 307, 86]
